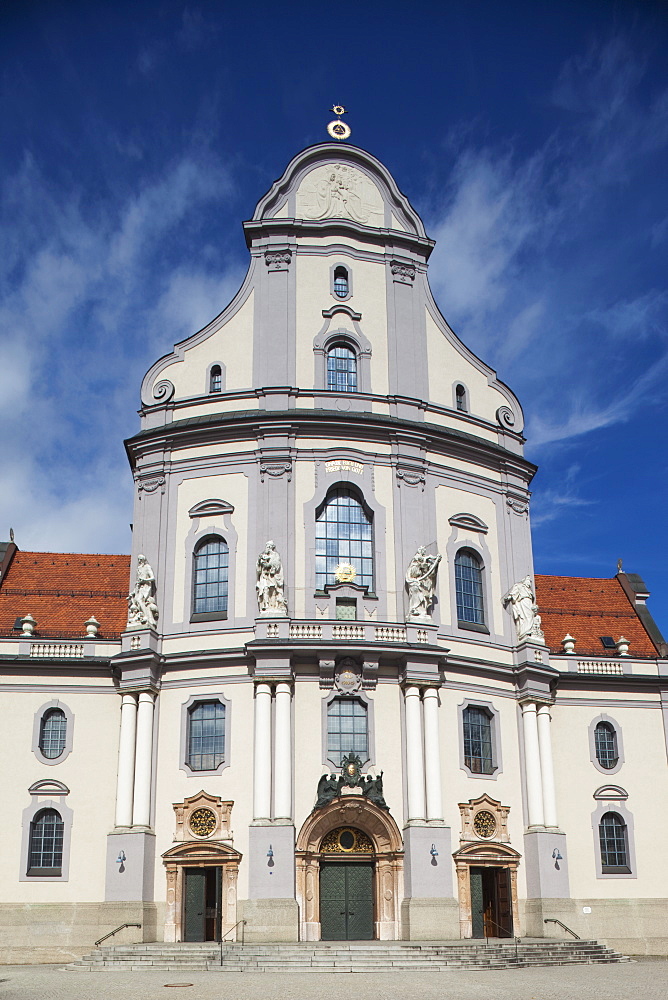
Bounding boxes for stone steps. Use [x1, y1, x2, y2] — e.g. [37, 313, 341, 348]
[67, 939, 629, 972]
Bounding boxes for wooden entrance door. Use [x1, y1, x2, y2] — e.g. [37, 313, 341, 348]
[470, 866, 513, 938]
[183, 867, 221, 941]
[320, 863, 374, 940]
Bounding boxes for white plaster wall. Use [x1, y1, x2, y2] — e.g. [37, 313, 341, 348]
[293, 460, 315, 620]
[552, 700, 668, 898]
[294, 252, 389, 395]
[2, 688, 118, 902]
[152, 678, 255, 901]
[171, 473, 249, 623]
[153, 291, 254, 399]
[374, 463, 396, 608]
[425, 311, 504, 421]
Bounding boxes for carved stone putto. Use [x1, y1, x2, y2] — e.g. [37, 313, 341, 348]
[256, 541, 288, 616]
[405, 546, 442, 621]
[126, 554, 159, 630]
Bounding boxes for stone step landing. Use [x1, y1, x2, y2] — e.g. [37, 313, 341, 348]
[67, 939, 630, 972]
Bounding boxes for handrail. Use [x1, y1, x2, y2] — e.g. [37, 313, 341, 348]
[219, 919, 247, 965]
[95, 922, 141, 947]
[484, 917, 520, 959]
[544, 917, 580, 940]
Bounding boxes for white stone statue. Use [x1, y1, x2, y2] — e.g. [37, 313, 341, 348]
[503, 575, 543, 641]
[405, 546, 442, 620]
[256, 541, 288, 616]
[127, 554, 159, 629]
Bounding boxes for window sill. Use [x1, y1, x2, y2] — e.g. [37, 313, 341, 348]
[27, 868, 62, 877]
[458, 620, 489, 634]
[601, 866, 632, 875]
[190, 612, 228, 623]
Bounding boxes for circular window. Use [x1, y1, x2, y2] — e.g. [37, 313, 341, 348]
[189, 808, 217, 837]
[473, 810, 497, 839]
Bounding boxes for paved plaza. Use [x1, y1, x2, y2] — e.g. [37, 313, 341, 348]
[1, 960, 667, 1000]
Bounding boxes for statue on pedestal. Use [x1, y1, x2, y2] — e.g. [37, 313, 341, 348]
[503, 575, 544, 641]
[127, 554, 159, 629]
[256, 541, 288, 615]
[406, 546, 442, 620]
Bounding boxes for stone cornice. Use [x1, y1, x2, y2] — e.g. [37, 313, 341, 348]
[244, 217, 435, 260]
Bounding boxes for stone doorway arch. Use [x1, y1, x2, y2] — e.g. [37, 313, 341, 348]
[296, 797, 403, 941]
[162, 841, 242, 942]
[452, 841, 521, 939]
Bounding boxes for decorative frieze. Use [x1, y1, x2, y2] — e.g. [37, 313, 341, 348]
[264, 249, 292, 271]
[390, 260, 416, 284]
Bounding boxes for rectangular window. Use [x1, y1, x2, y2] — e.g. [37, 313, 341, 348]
[188, 701, 225, 771]
[463, 706, 494, 774]
[327, 698, 368, 762]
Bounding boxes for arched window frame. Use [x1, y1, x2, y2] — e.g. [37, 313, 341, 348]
[588, 714, 624, 775]
[322, 688, 375, 771]
[183, 501, 238, 628]
[191, 534, 230, 621]
[209, 364, 223, 394]
[20, 797, 73, 882]
[205, 361, 225, 395]
[454, 547, 486, 631]
[313, 318, 372, 396]
[32, 700, 74, 765]
[330, 261, 353, 302]
[180, 693, 231, 776]
[315, 485, 375, 595]
[458, 698, 503, 779]
[591, 799, 636, 879]
[454, 382, 469, 413]
[326, 341, 358, 394]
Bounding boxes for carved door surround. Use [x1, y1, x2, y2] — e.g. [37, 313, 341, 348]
[162, 792, 240, 942]
[454, 794, 520, 939]
[295, 797, 403, 941]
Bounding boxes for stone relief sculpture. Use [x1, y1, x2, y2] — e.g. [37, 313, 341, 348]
[127, 554, 159, 629]
[405, 546, 442, 620]
[256, 541, 288, 616]
[296, 164, 384, 225]
[503, 575, 544, 641]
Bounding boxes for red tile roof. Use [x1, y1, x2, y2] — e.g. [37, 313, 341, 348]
[535, 574, 658, 658]
[0, 551, 130, 640]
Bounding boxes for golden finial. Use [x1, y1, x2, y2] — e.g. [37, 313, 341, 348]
[327, 105, 351, 141]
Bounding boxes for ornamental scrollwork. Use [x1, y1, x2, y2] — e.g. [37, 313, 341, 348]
[396, 467, 426, 490]
[265, 250, 292, 271]
[259, 461, 292, 482]
[390, 260, 416, 284]
[136, 475, 166, 495]
[506, 496, 529, 515]
[496, 405, 516, 429]
[152, 379, 175, 402]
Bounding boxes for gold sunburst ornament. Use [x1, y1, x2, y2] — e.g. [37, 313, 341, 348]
[327, 105, 351, 141]
[334, 562, 356, 583]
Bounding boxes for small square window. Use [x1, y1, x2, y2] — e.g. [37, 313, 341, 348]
[600, 636, 616, 649]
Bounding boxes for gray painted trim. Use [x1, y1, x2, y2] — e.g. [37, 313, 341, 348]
[179, 692, 231, 776]
[588, 713, 625, 776]
[182, 509, 239, 628]
[20, 797, 73, 882]
[457, 697, 503, 779]
[591, 799, 637, 879]
[593, 783, 628, 800]
[448, 513, 488, 534]
[28, 779, 70, 795]
[31, 699, 74, 765]
[445, 533, 496, 641]
[313, 319, 372, 395]
[329, 261, 353, 302]
[0, 684, 118, 694]
[321, 687, 376, 772]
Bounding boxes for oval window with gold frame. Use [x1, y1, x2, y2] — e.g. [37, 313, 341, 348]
[473, 810, 497, 839]
[320, 826, 374, 854]
[189, 808, 217, 838]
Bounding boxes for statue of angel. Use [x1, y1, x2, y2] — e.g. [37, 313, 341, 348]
[406, 546, 442, 620]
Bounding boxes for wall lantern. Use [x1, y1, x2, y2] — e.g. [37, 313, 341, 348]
[116, 850, 126, 872]
[267, 845, 274, 868]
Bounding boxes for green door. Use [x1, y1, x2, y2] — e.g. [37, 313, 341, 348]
[184, 868, 206, 941]
[320, 863, 374, 940]
[470, 867, 484, 938]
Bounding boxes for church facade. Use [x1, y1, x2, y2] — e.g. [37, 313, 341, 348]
[1, 142, 667, 963]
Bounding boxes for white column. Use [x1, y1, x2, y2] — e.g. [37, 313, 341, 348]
[253, 682, 273, 821]
[404, 686, 426, 822]
[273, 682, 292, 821]
[115, 693, 138, 828]
[132, 691, 155, 828]
[422, 687, 443, 821]
[521, 701, 545, 828]
[537, 704, 558, 828]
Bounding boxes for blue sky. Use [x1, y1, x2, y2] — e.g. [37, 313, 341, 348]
[1, 0, 667, 635]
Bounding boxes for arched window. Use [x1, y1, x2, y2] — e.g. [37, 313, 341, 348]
[315, 488, 373, 591]
[193, 536, 229, 616]
[455, 384, 468, 412]
[327, 343, 357, 393]
[333, 266, 349, 298]
[462, 706, 494, 774]
[209, 365, 222, 393]
[594, 722, 619, 770]
[39, 708, 67, 760]
[328, 697, 368, 762]
[28, 809, 64, 876]
[599, 812, 629, 873]
[187, 700, 226, 771]
[455, 549, 485, 625]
